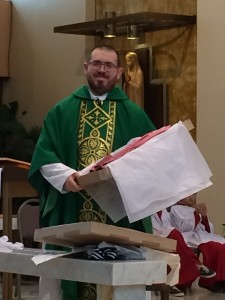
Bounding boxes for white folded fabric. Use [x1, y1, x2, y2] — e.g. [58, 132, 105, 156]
[0, 235, 24, 250]
[86, 121, 212, 223]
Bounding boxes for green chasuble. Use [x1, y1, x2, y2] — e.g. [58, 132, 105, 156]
[29, 85, 156, 300]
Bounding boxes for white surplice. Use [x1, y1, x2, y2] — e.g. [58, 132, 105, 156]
[170, 205, 225, 247]
[152, 210, 174, 237]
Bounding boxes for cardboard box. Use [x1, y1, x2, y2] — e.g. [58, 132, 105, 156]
[34, 221, 176, 253]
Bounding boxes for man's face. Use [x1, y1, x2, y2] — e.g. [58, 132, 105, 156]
[84, 48, 123, 96]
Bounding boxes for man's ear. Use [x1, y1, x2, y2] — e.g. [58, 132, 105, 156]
[83, 62, 88, 73]
[117, 67, 124, 80]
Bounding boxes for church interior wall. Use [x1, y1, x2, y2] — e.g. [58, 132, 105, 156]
[1, 0, 225, 234]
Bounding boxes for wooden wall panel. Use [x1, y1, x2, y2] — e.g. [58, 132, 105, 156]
[0, 0, 12, 77]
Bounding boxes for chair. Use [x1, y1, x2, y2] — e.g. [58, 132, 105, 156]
[15, 198, 40, 300]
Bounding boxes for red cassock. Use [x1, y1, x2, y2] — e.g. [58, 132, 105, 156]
[154, 210, 200, 289]
[170, 205, 225, 291]
[168, 229, 200, 288]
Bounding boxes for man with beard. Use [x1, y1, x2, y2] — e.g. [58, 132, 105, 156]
[29, 45, 156, 300]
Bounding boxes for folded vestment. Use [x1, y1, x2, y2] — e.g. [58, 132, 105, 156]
[81, 121, 212, 223]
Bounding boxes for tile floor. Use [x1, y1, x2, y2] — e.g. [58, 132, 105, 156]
[151, 280, 225, 300]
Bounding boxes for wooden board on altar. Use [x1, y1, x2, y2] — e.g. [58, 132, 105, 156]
[78, 168, 112, 186]
[34, 221, 176, 253]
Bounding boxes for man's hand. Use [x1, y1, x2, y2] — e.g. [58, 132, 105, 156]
[195, 202, 207, 217]
[63, 172, 84, 192]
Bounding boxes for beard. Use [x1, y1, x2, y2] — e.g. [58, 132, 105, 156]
[87, 75, 115, 95]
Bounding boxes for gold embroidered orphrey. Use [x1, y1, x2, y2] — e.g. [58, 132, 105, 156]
[78, 100, 116, 168]
[77, 100, 116, 223]
[78, 101, 116, 223]
[77, 100, 117, 299]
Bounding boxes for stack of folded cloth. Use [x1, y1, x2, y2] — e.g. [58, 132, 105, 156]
[81, 121, 212, 223]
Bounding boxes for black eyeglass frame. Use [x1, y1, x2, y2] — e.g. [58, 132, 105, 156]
[88, 60, 118, 70]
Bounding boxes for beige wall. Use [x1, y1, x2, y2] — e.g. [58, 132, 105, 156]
[197, 0, 225, 234]
[2, 0, 95, 127]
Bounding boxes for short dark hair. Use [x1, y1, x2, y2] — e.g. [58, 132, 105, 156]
[87, 45, 120, 66]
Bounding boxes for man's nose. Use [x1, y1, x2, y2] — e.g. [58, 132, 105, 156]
[99, 64, 106, 70]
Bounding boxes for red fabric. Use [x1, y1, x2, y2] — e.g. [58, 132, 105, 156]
[168, 229, 200, 288]
[194, 211, 201, 228]
[198, 241, 225, 289]
[201, 216, 211, 233]
[157, 210, 162, 218]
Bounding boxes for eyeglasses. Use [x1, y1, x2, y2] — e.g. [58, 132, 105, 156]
[88, 60, 118, 71]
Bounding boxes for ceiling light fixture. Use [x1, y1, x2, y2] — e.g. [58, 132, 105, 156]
[104, 11, 116, 38]
[104, 24, 116, 38]
[54, 12, 196, 38]
[127, 24, 139, 39]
